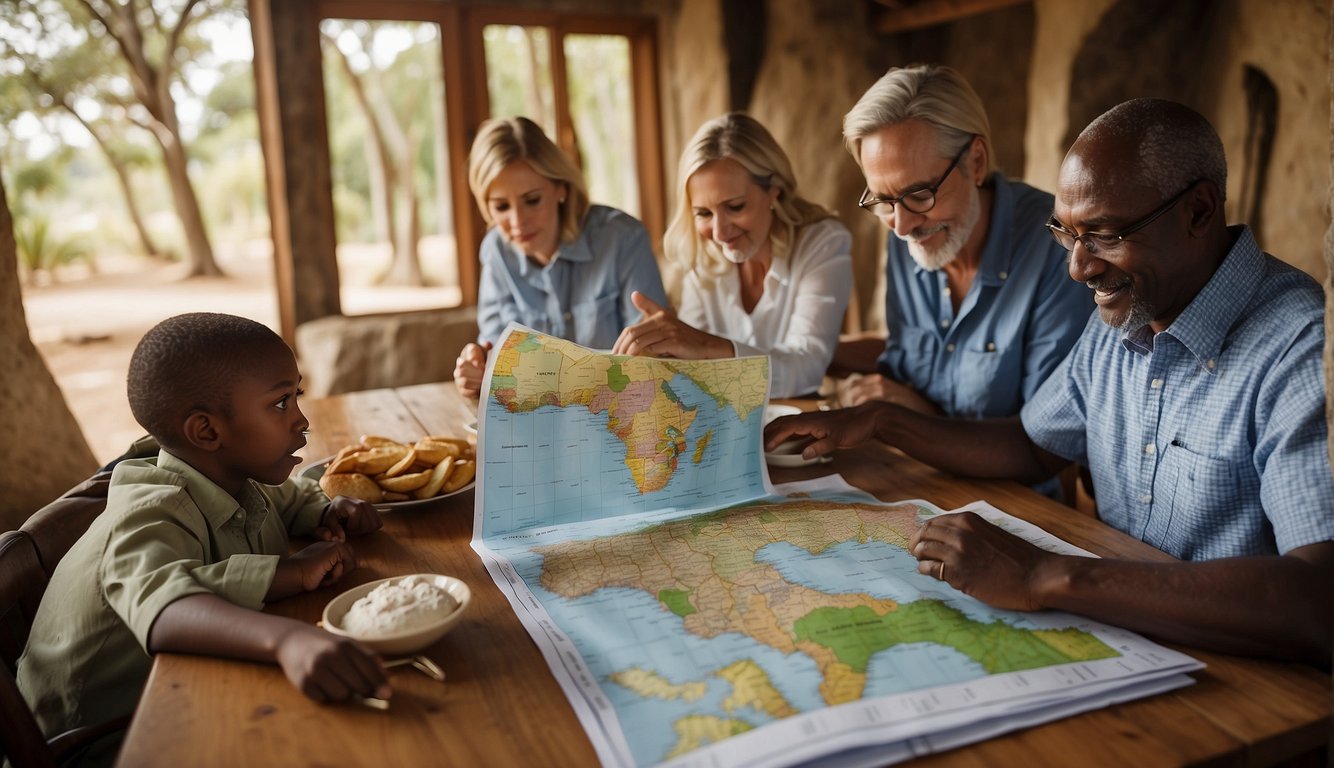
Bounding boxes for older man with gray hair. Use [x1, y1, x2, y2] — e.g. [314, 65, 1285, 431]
[832, 64, 1092, 421]
[768, 98, 1334, 666]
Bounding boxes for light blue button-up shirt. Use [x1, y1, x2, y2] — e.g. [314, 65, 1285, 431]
[476, 204, 668, 350]
[877, 174, 1094, 418]
[1021, 226, 1334, 561]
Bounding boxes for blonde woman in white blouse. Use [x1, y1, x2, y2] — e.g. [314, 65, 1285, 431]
[612, 113, 852, 397]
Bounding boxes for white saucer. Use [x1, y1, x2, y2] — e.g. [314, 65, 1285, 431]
[763, 404, 801, 425]
[765, 437, 832, 468]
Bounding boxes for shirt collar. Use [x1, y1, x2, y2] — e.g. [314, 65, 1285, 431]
[157, 449, 269, 528]
[910, 172, 1011, 286]
[1122, 225, 1262, 371]
[508, 224, 593, 280]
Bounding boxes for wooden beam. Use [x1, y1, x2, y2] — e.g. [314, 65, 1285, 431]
[873, 0, 1031, 34]
[251, 0, 343, 344]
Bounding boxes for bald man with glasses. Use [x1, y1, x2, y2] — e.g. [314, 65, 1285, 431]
[768, 98, 1334, 666]
[832, 65, 1094, 436]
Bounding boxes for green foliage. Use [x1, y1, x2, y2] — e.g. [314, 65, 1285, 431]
[14, 213, 90, 280]
[483, 25, 556, 135]
[0, 0, 264, 267]
[320, 19, 445, 244]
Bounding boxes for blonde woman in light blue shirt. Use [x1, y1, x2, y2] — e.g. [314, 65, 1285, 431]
[453, 117, 667, 398]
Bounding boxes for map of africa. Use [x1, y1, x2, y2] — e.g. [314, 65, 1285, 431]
[472, 326, 1201, 768]
[477, 327, 770, 537]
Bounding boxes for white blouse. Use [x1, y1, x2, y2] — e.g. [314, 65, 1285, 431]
[678, 217, 853, 398]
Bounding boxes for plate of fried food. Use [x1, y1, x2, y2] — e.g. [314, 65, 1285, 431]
[303, 434, 477, 511]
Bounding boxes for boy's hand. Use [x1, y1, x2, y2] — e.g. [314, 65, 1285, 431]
[270, 541, 358, 599]
[275, 624, 391, 704]
[317, 497, 383, 541]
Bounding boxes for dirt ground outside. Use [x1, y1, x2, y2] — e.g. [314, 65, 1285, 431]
[22, 241, 461, 465]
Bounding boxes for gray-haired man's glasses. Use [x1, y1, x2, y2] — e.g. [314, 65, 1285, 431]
[1046, 180, 1202, 256]
[857, 136, 975, 216]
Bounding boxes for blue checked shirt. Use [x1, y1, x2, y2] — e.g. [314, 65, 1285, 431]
[1021, 227, 1334, 560]
[477, 205, 668, 349]
[878, 175, 1095, 418]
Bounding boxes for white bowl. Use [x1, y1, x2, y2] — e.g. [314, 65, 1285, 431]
[763, 403, 802, 425]
[322, 574, 471, 656]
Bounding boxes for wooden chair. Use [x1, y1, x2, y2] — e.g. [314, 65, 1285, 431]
[1, 467, 128, 767]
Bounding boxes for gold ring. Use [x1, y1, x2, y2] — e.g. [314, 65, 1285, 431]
[938, 561, 946, 581]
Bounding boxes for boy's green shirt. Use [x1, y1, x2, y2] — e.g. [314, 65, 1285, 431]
[17, 449, 327, 739]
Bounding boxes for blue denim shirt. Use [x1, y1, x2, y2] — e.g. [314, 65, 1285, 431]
[1021, 227, 1334, 561]
[476, 204, 668, 350]
[878, 174, 1094, 418]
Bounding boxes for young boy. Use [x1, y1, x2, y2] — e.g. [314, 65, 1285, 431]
[17, 312, 391, 759]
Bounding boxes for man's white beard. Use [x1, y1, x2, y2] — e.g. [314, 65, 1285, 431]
[902, 184, 981, 271]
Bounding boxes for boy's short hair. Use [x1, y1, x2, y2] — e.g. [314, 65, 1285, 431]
[127, 313, 287, 449]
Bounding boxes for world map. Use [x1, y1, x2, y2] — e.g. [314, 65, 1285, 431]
[472, 326, 1200, 768]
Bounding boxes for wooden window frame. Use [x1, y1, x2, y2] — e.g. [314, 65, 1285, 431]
[251, 0, 662, 343]
[463, 8, 665, 242]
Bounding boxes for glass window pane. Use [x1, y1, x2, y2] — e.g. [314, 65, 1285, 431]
[319, 19, 460, 314]
[483, 25, 556, 138]
[563, 34, 638, 218]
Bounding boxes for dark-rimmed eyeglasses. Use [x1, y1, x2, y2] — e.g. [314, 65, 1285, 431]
[857, 135, 975, 215]
[1046, 180, 1202, 255]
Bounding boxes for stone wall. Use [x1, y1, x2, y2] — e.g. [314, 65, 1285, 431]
[659, 0, 1332, 322]
[658, 0, 1039, 330]
[1025, 0, 1330, 282]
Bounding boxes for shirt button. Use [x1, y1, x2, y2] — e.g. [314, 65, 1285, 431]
[998, 271, 1008, 280]
[986, 342, 996, 352]
[233, 511, 244, 521]
[1150, 378, 1164, 389]
[1206, 359, 1216, 370]
[1140, 494, 1153, 503]
[946, 344, 956, 353]
[1144, 443, 1156, 455]
[563, 312, 573, 323]
[940, 319, 950, 328]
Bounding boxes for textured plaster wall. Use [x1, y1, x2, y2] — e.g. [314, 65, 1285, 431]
[1026, 0, 1329, 282]
[745, 0, 880, 329]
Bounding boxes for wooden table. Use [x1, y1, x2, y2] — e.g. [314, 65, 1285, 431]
[117, 383, 1331, 767]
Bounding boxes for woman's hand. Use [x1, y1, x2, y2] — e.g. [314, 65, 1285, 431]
[453, 341, 492, 399]
[612, 292, 732, 359]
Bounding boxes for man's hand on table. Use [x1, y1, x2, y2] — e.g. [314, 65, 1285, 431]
[763, 403, 883, 460]
[909, 511, 1053, 612]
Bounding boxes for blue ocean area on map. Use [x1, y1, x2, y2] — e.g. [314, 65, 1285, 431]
[481, 371, 767, 537]
[754, 540, 1033, 627]
[518, 583, 824, 766]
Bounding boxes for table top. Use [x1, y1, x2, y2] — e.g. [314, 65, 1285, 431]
[116, 383, 1331, 767]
